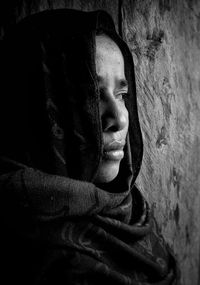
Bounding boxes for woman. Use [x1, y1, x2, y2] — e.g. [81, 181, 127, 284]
[0, 9, 178, 284]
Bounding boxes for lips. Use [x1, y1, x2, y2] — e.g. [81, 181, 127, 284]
[103, 140, 125, 161]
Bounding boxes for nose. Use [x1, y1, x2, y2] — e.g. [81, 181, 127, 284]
[100, 96, 127, 132]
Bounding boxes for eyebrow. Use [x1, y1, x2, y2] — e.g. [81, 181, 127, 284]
[118, 79, 128, 89]
[97, 76, 128, 89]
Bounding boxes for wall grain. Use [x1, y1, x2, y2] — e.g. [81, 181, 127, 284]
[121, 1, 200, 284]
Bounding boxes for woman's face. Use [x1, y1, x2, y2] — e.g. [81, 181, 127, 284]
[94, 34, 129, 184]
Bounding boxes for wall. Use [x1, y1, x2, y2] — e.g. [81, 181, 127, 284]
[121, 1, 200, 284]
[0, 1, 200, 284]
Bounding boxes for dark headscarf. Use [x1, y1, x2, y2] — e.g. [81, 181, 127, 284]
[0, 9, 178, 285]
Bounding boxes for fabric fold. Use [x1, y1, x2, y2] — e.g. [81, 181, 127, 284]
[0, 9, 178, 285]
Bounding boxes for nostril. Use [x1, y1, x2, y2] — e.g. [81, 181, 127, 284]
[101, 104, 127, 132]
[103, 120, 120, 132]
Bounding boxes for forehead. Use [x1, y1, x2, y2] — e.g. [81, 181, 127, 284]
[95, 34, 125, 77]
[95, 34, 121, 51]
[95, 34, 124, 61]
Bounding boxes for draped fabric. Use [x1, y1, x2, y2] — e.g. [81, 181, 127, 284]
[0, 158, 177, 285]
[0, 9, 178, 284]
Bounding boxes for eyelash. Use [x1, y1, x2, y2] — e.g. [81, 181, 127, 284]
[116, 92, 129, 101]
[98, 90, 129, 102]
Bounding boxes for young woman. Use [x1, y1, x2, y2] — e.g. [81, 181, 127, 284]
[0, 9, 178, 285]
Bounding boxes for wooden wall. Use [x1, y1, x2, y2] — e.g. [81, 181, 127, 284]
[1, 1, 200, 284]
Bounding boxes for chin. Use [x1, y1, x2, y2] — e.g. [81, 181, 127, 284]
[94, 160, 120, 184]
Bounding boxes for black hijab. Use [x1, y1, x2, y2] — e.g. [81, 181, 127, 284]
[0, 9, 178, 285]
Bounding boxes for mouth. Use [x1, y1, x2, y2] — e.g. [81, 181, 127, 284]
[103, 141, 125, 161]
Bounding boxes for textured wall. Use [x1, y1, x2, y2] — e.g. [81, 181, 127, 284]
[0, 1, 200, 284]
[121, 1, 200, 284]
